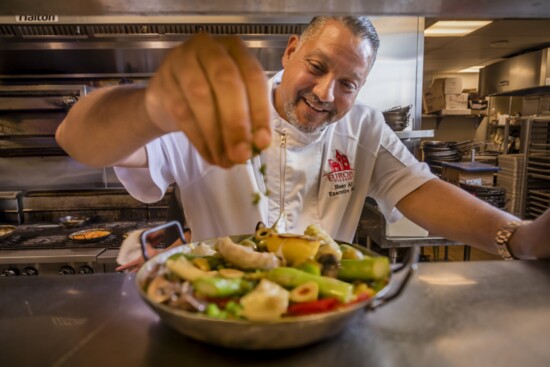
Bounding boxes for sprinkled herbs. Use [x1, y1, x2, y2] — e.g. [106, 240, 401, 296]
[252, 162, 270, 205]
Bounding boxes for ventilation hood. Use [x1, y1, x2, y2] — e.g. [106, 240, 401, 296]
[479, 47, 550, 97]
[0, 16, 310, 78]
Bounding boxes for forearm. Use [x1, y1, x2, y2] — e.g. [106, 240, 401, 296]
[396, 178, 518, 254]
[55, 85, 166, 168]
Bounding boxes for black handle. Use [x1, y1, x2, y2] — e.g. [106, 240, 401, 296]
[366, 245, 419, 311]
[140, 220, 186, 261]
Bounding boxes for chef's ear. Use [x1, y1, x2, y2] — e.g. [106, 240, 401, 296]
[282, 35, 300, 67]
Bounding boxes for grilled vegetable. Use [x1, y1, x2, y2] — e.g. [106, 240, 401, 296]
[289, 281, 319, 303]
[240, 279, 289, 321]
[261, 233, 321, 266]
[219, 268, 245, 279]
[192, 257, 211, 271]
[287, 298, 339, 316]
[340, 244, 365, 260]
[147, 276, 176, 303]
[166, 256, 215, 282]
[304, 224, 342, 261]
[297, 259, 322, 276]
[189, 242, 217, 257]
[267, 267, 353, 303]
[216, 236, 280, 270]
[337, 257, 390, 281]
[316, 253, 340, 278]
[205, 303, 226, 319]
[193, 277, 252, 298]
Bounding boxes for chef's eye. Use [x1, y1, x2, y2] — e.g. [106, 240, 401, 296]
[341, 81, 357, 92]
[307, 61, 324, 75]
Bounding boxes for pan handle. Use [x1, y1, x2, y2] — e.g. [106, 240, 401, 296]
[140, 220, 186, 261]
[366, 246, 419, 311]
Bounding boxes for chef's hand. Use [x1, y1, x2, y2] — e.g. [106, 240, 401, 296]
[510, 208, 550, 259]
[144, 33, 272, 168]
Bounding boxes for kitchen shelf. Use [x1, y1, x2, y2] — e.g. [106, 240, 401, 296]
[521, 116, 550, 219]
[422, 111, 485, 129]
[394, 129, 434, 139]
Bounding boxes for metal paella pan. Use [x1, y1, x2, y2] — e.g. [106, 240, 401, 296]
[135, 221, 418, 350]
[0, 225, 17, 241]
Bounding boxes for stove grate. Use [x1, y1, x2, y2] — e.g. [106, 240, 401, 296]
[0, 222, 163, 250]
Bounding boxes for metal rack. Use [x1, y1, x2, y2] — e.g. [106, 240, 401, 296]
[521, 116, 550, 219]
[358, 200, 467, 263]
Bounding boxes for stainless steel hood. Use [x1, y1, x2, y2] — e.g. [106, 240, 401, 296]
[1, 0, 550, 18]
[2, 0, 550, 77]
[479, 47, 550, 96]
[0, 16, 310, 77]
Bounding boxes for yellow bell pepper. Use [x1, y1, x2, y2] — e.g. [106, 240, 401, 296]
[261, 233, 320, 266]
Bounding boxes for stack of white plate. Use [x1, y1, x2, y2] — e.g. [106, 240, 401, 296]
[497, 154, 525, 216]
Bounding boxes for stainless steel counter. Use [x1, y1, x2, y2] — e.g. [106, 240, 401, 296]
[1, 260, 549, 367]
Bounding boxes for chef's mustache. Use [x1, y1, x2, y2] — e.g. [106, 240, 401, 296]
[299, 92, 335, 112]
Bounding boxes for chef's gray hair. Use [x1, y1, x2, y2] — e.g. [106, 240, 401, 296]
[299, 16, 380, 71]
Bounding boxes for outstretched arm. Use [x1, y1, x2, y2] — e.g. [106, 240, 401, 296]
[397, 178, 550, 259]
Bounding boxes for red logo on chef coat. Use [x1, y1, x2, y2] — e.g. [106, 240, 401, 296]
[325, 150, 354, 197]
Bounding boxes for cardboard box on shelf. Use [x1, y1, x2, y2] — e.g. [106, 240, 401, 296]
[423, 77, 466, 114]
[423, 78, 445, 114]
[423, 90, 445, 114]
[445, 93, 469, 110]
[442, 77, 463, 94]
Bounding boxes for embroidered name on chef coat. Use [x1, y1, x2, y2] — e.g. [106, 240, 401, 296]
[324, 150, 355, 197]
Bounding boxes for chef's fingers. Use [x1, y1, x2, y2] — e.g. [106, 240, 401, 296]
[147, 43, 215, 165]
[197, 35, 256, 164]
[180, 33, 232, 167]
[221, 36, 271, 153]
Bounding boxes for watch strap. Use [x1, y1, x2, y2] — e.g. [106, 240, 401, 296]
[495, 220, 531, 260]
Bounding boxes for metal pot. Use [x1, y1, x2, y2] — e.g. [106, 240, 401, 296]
[58, 215, 90, 229]
[135, 221, 418, 350]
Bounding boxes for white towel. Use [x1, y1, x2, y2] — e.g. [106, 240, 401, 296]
[116, 229, 145, 265]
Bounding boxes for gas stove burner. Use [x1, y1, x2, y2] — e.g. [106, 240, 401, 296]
[24, 235, 68, 246]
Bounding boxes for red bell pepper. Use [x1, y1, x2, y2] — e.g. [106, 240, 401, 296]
[287, 297, 339, 316]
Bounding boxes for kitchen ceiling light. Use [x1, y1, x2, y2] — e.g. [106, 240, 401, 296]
[425, 20, 492, 37]
[458, 65, 484, 73]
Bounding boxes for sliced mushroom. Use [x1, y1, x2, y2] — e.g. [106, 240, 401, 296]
[147, 276, 178, 303]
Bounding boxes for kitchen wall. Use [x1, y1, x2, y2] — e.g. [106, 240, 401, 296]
[357, 16, 423, 128]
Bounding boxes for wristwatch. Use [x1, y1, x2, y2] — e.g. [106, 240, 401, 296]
[495, 220, 531, 260]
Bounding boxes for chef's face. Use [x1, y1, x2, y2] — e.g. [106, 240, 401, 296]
[274, 20, 374, 133]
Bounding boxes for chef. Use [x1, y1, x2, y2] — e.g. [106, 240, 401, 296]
[56, 16, 549, 269]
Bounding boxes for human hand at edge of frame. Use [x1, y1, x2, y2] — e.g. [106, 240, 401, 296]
[115, 244, 160, 273]
[144, 33, 272, 168]
[115, 235, 187, 273]
[509, 208, 550, 260]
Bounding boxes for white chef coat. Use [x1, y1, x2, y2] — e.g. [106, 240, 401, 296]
[115, 72, 436, 242]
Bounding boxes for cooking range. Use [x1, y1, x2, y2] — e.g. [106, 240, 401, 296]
[0, 221, 162, 276]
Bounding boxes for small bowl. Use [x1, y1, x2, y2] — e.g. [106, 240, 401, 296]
[58, 216, 90, 229]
